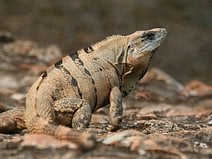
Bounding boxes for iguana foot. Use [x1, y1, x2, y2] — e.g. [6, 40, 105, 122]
[0, 116, 18, 133]
[105, 123, 122, 131]
[0, 107, 25, 133]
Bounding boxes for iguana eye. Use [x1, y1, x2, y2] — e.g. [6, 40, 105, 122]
[127, 45, 135, 54]
[129, 47, 135, 52]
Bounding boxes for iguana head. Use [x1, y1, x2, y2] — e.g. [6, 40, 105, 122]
[125, 28, 167, 68]
[92, 28, 167, 96]
[121, 28, 167, 96]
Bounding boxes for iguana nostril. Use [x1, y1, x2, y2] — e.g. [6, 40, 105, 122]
[141, 32, 155, 41]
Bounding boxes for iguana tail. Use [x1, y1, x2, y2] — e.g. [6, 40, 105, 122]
[24, 115, 95, 149]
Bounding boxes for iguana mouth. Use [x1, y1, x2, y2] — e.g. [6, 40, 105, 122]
[152, 48, 158, 54]
[139, 38, 165, 53]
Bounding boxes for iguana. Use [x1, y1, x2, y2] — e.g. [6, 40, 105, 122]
[0, 28, 167, 148]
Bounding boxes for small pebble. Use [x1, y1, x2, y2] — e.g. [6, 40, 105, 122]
[11, 93, 25, 101]
[207, 120, 212, 126]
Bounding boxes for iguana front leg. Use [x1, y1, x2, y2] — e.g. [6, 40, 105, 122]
[108, 86, 123, 130]
[54, 97, 92, 130]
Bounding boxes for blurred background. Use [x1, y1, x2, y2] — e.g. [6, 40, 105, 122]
[0, 0, 211, 84]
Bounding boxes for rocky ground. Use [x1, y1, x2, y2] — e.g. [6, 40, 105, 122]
[0, 32, 211, 159]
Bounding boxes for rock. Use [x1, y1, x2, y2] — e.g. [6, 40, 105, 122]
[10, 93, 25, 101]
[3, 40, 38, 56]
[0, 76, 19, 89]
[0, 31, 14, 43]
[183, 80, 212, 97]
[21, 134, 78, 149]
[29, 44, 62, 62]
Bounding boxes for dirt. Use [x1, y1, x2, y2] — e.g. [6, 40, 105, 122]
[0, 32, 211, 159]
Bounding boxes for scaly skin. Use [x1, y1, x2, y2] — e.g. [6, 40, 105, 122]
[0, 28, 167, 148]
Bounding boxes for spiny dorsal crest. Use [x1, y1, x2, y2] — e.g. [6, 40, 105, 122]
[91, 34, 124, 50]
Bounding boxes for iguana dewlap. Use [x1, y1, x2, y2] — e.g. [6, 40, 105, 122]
[0, 28, 167, 147]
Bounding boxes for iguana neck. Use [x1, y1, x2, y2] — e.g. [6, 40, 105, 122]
[96, 48, 127, 75]
[90, 35, 128, 76]
[122, 62, 149, 96]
